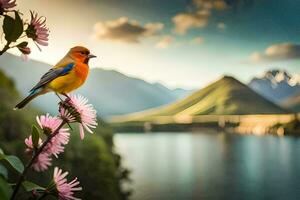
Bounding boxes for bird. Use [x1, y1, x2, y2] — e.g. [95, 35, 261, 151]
[14, 46, 96, 110]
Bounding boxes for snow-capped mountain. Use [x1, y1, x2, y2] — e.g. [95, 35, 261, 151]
[248, 69, 300, 103]
[289, 74, 300, 86]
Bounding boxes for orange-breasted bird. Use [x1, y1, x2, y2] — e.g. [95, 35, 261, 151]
[14, 46, 96, 109]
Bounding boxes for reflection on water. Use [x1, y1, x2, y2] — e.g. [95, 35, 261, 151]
[114, 132, 300, 200]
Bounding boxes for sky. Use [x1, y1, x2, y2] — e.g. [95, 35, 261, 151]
[4, 0, 300, 89]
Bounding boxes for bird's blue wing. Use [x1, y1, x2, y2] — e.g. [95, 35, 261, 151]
[30, 63, 75, 93]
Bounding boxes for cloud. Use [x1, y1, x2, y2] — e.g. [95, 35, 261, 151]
[156, 36, 173, 49]
[217, 22, 226, 30]
[172, 10, 210, 35]
[213, 0, 229, 10]
[172, 0, 229, 34]
[193, 0, 228, 10]
[250, 43, 300, 62]
[94, 17, 164, 43]
[191, 36, 204, 44]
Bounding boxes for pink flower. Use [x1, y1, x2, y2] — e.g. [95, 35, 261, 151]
[32, 153, 52, 172]
[36, 114, 70, 157]
[36, 114, 62, 132]
[0, 0, 16, 12]
[24, 135, 52, 172]
[59, 107, 75, 122]
[60, 94, 97, 139]
[24, 135, 42, 152]
[46, 127, 70, 157]
[53, 167, 82, 200]
[24, 115, 70, 172]
[25, 11, 49, 49]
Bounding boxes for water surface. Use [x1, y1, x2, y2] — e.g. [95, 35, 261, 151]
[114, 132, 300, 200]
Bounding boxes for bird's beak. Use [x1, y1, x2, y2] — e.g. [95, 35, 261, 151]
[88, 54, 97, 59]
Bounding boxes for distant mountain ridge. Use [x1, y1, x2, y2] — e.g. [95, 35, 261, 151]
[115, 75, 287, 122]
[248, 69, 300, 103]
[0, 53, 191, 117]
[281, 91, 300, 112]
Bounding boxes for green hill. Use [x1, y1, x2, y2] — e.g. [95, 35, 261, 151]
[281, 92, 300, 112]
[0, 69, 38, 152]
[115, 76, 287, 122]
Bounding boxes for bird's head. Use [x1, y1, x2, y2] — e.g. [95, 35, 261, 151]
[68, 46, 96, 64]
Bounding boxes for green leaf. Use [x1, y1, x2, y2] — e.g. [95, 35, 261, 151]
[17, 41, 28, 48]
[3, 11, 24, 42]
[3, 15, 14, 42]
[14, 11, 23, 38]
[31, 125, 40, 148]
[3, 155, 24, 173]
[22, 181, 45, 192]
[0, 148, 3, 155]
[0, 164, 8, 179]
[0, 150, 24, 174]
[0, 177, 12, 200]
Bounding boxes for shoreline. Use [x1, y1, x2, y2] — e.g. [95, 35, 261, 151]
[111, 113, 300, 136]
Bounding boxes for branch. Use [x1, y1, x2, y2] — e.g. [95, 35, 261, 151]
[0, 42, 11, 56]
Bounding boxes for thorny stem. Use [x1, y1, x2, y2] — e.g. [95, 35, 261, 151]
[10, 120, 67, 200]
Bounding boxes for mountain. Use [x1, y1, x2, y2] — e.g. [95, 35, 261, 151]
[115, 76, 287, 121]
[281, 91, 300, 112]
[172, 88, 193, 99]
[79, 69, 190, 116]
[0, 53, 191, 117]
[248, 69, 300, 103]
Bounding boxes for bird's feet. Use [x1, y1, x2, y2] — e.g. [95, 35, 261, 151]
[62, 93, 71, 103]
[55, 93, 71, 103]
[57, 93, 72, 114]
[55, 93, 64, 102]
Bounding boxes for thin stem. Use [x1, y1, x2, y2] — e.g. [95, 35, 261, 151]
[10, 120, 67, 200]
[0, 41, 11, 56]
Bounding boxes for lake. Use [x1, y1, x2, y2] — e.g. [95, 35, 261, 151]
[114, 132, 300, 200]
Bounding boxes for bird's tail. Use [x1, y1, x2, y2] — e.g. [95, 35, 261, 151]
[14, 91, 40, 110]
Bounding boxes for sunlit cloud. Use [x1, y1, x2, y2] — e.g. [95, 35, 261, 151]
[250, 43, 300, 62]
[190, 36, 204, 45]
[172, 0, 228, 35]
[155, 35, 173, 49]
[93, 17, 164, 43]
[193, 0, 228, 10]
[172, 11, 210, 35]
